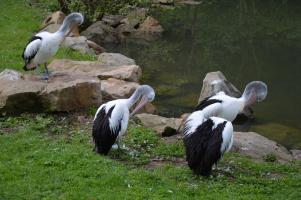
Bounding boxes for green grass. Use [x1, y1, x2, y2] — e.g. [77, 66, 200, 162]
[0, 114, 301, 199]
[0, 0, 96, 73]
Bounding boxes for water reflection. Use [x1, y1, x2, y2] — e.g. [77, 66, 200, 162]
[116, 0, 301, 148]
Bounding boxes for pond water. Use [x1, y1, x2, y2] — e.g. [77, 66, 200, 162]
[115, 0, 301, 149]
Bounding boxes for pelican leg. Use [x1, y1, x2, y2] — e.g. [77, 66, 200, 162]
[41, 63, 51, 80]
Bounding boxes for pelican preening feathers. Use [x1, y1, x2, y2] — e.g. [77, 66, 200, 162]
[183, 81, 268, 176]
[22, 12, 84, 79]
[92, 85, 155, 155]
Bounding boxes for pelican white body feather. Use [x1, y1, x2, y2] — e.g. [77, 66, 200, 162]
[92, 85, 155, 155]
[23, 32, 64, 68]
[198, 92, 244, 122]
[22, 12, 84, 76]
[183, 111, 233, 176]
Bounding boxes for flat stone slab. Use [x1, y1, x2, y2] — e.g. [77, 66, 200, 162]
[135, 113, 182, 136]
[101, 78, 139, 101]
[48, 59, 141, 82]
[0, 70, 102, 113]
[231, 132, 293, 163]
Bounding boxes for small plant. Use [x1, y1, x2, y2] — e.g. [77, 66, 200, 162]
[264, 153, 277, 162]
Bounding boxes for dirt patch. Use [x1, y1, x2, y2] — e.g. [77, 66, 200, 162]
[162, 134, 182, 144]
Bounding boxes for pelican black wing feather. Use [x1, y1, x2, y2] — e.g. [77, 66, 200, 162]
[184, 119, 226, 176]
[195, 97, 222, 111]
[92, 105, 121, 155]
[22, 35, 42, 70]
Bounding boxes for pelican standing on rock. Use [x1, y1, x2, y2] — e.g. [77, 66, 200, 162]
[22, 12, 84, 79]
[92, 85, 155, 155]
[183, 81, 268, 176]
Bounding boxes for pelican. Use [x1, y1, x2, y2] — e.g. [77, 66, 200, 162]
[183, 81, 268, 176]
[183, 111, 233, 176]
[195, 81, 268, 121]
[22, 12, 84, 79]
[92, 85, 155, 155]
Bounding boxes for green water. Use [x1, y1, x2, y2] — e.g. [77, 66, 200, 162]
[117, 0, 301, 148]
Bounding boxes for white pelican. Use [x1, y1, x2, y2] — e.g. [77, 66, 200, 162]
[183, 111, 233, 176]
[183, 81, 268, 176]
[22, 12, 84, 79]
[92, 85, 155, 155]
[195, 81, 268, 121]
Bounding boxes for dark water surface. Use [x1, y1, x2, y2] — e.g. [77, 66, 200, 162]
[116, 1, 301, 148]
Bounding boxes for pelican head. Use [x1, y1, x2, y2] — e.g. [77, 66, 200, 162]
[242, 81, 268, 107]
[130, 85, 155, 117]
[59, 12, 84, 36]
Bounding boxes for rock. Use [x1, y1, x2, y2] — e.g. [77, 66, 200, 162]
[101, 14, 125, 28]
[48, 59, 141, 82]
[135, 113, 182, 136]
[137, 103, 157, 115]
[98, 53, 136, 66]
[62, 36, 96, 55]
[231, 132, 293, 163]
[81, 21, 119, 45]
[101, 78, 139, 101]
[125, 8, 148, 28]
[87, 40, 106, 54]
[97, 65, 141, 82]
[41, 24, 61, 33]
[198, 71, 241, 102]
[198, 71, 252, 118]
[0, 69, 22, 81]
[41, 11, 65, 29]
[290, 150, 301, 161]
[116, 23, 136, 41]
[40, 74, 102, 112]
[40, 11, 79, 36]
[0, 72, 102, 113]
[133, 16, 164, 41]
[152, 0, 174, 5]
[0, 79, 46, 113]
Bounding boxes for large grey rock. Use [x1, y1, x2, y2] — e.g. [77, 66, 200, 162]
[135, 113, 182, 136]
[290, 149, 301, 161]
[98, 53, 136, 66]
[198, 71, 241, 103]
[48, 59, 141, 82]
[125, 8, 148, 28]
[41, 11, 65, 28]
[87, 40, 106, 54]
[40, 74, 102, 112]
[0, 72, 102, 113]
[101, 78, 139, 101]
[133, 16, 164, 41]
[81, 21, 119, 45]
[231, 132, 293, 163]
[62, 36, 96, 55]
[198, 71, 252, 117]
[101, 14, 125, 27]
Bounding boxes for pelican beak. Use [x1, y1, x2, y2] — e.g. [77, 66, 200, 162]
[130, 95, 149, 117]
[66, 24, 76, 37]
